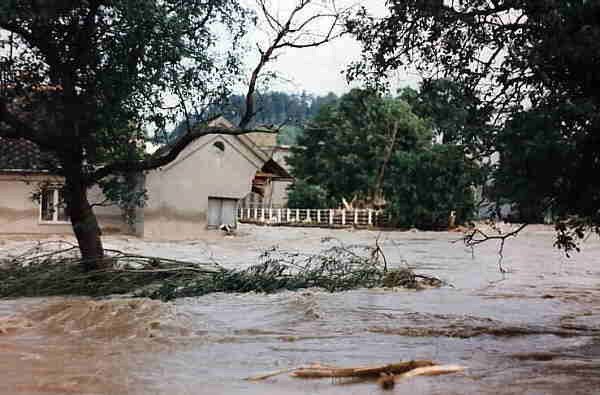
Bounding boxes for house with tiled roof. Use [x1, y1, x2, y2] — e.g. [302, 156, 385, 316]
[0, 137, 130, 234]
[1, 117, 292, 238]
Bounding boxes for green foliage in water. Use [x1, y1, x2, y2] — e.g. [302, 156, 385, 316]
[0, 243, 439, 301]
[0, 264, 174, 298]
[142, 245, 421, 300]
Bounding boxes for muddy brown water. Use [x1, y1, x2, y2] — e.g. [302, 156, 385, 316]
[1, 226, 599, 394]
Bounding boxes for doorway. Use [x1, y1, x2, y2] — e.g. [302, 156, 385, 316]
[207, 197, 239, 229]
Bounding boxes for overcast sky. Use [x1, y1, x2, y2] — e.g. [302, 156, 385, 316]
[239, 0, 421, 96]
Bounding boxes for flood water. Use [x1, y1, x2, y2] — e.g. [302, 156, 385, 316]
[1, 225, 599, 394]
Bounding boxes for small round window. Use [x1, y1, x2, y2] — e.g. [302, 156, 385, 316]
[213, 141, 225, 152]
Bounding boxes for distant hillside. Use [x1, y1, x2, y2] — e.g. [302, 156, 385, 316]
[171, 91, 338, 146]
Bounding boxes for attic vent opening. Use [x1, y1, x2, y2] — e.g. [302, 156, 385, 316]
[213, 141, 225, 152]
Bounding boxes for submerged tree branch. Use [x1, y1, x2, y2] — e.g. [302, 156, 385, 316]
[458, 223, 528, 273]
[0, 240, 444, 300]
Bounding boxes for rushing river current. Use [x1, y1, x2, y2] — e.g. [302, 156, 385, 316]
[1, 225, 599, 394]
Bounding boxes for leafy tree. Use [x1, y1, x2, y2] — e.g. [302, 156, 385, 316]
[288, 89, 432, 205]
[0, 1, 254, 269]
[386, 145, 480, 229]
[0, 0, 344, 268]
[399, 79, 495, 158]
[399, 79, 497, 213]
[348, 0, 600, 250]
[493, 102, 595, 224]
[286, 180, 331, 209]
[287, 89, 480, 227]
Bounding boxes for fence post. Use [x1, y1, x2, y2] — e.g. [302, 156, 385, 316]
[278, 208, 282, 224]
[342, 210, 346, 225]
[261, 208, 265, 222]
[305, 209, 311, 222]
[317, 209, 321, 223]
[269, 208, 273, 222]
[354, 209, 358, 225]
[329, 209, 333, 225]
[296, 209, 300, 222]
[246, 208, 250, 220]
[368, 209, 373, 226]
[254, 207, 258, 221]
[286, 208, 291, 223]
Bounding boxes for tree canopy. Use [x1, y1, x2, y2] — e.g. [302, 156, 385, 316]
[0, 0, 251, 266]
[287, 89, 480, 228]
[398, 79, 495, 158]
[0, 0, 346, 266]
[288, 89, 431, 205]
[348, 0, 600, 250]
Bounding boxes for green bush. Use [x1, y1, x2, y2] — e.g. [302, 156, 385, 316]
[286, 180, 332, 208]
[384, 145, 480, 229]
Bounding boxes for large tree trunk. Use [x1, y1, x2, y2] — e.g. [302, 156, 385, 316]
[65, 176, 104, 270]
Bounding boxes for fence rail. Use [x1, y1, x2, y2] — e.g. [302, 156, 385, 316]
[237, 207, 382, 227]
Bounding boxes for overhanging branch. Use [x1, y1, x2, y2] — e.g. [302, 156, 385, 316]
[88, 125, 278, 182]
[238, 0, 346, 129]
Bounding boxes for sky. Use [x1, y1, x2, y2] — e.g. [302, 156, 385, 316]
[238, 0, 421, 96]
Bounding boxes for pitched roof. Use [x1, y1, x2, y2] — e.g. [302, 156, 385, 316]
[159, 115, 271, 164]
[261, 158, 292, 179]
[245, 131, 278, 149]
[0, 137, 58, 172]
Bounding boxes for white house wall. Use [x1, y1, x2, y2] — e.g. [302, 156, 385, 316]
[143, 135, 262, 239]
[0, 173, 129, 235]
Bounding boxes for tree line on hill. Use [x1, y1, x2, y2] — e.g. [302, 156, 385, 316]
[169, 91, 338, 146]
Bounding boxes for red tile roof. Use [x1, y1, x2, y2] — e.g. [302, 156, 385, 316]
[0, 137, 58, 172]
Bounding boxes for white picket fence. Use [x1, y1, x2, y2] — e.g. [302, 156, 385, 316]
[237, 207, 381, 227]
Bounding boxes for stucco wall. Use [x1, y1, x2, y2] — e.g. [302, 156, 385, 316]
[0, 173, 129, 235]
[143, 135, 262, 239]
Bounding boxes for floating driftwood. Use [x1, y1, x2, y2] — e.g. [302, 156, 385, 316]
[290, 360, 435, 378]
[395, 364, 465, 379]
[246, 360, 465, 386]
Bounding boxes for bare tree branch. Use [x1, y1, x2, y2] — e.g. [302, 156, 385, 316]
[238, 0, 347, 129]
[457, 222, 528, 272]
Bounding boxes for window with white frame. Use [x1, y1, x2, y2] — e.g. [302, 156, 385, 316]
[40, 187, 69, 223]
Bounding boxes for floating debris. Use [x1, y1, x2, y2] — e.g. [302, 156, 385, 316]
[0, 239, 444, 301]
[245, 360, 466, 390]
